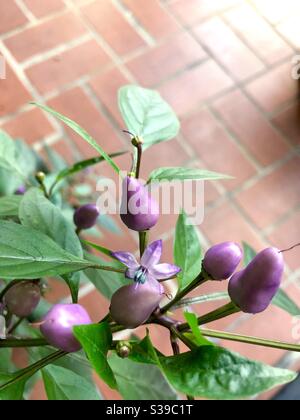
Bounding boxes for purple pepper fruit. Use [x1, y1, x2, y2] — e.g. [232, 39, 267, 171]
[4, 281, 41, 317]
[40, 304, 91, 352]
[15, 185, 26, 195]
[73, 204, 99, 230]
[120, 176, 159, 232]
[228, 247, 284, 314]
[203, 242, 243, 280]
[110, 277, 164, 328]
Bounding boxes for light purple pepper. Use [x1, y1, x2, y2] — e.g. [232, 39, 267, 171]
[15, 185, 26, 195]
[203, 242, 243, 280]
[40, 304, 91, 352]
[73, 204, 99, 230]
[4, 281, 41, 317]
[110, 277, 164, 328]
[228, 247, 284, 314]
[120, 176, 159, 232]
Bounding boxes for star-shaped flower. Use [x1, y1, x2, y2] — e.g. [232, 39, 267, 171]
[111, 240, 181, 284]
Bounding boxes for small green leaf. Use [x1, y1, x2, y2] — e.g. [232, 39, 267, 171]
[242, 242, 257, 266]
[174, 211, 202, 291]
[0, 373, 26, 400]
[184, 312, 213, 346]
[0, 196, 22, 217]
[273, 289, 300, 316]
[148, 167, 232, 183]
[83, 240, 114, 259]
[0, 131, 20, 173]
[42, 365, 101, 400]
[73, 323, 117, 390]
[32, 103, 121, 175]
[119, 85, 180, 149]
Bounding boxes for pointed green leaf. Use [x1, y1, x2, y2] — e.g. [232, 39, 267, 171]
[0, 196, 22, 217]
[148, 167, 232, 183]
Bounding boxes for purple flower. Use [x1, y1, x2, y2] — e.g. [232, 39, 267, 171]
[111, 239, 181, 284]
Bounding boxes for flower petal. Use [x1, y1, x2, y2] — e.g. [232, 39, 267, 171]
[149, 263, 181, 280]
[141, 240, 162, 268]
[111, 251, 139, 269]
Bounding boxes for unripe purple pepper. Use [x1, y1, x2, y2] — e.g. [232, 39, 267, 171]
[4, 281, 41, 317]
[120, 176, 159, 232]
[203, 242, 243, 280]
[228, 247, 284, 314]
[15, 185, 26, 195]
[110, 277, 164, 328]
[40, 304, 91, 352]
[73, 204, 99, 230]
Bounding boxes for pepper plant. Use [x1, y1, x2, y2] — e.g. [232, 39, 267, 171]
[0, 85, 299, 401]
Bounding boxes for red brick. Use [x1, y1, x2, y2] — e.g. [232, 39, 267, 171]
[23, 0, 65, 18]
[181, 108, 256, 190]
[277, 16, 300, 49]
[272, 101, 300, 145]
[200, 201, 264, 250]
[1, 108, 55, 144]
[89, 67, 130, 126]
[4, 13, 86, 62]
[0, 64, 31, 117]
[122, 0, 179, 39]
[82, 0, 146, 56]
[225, 4, 293, 65]
[245, 62, 298, 113]
[213, 89, 290, 166]
[48, 87, 124, 159]
[236, 158, 300, 229]
[168, 0, 240, 26]
[0, 1, 27, 34]
[194, 17, 264, 81]
[159, 60, 233, 116]
[126, 32, 206, 87]
[26, 40, 112, 94]
[267, 211, 300, 271]
[251, 0, 300, 24]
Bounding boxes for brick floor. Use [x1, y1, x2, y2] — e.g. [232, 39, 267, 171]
[0, 0, 299, 401]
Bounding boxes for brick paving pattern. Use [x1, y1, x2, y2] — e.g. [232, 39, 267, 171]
[0, 0, 300, 400]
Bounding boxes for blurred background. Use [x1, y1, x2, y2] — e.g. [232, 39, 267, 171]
[0, 0, 300, 400]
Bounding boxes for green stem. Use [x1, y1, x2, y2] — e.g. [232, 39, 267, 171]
[0, 350, 66, 392]
[178, 301, 240, 331]
[0, 338, 48, 348]
[92, 265, 126, 274]
[135, 143, 143, 179]
[139, 231, 149, 257]
[8, 318, 24, 334]
[160, 272, 209, 314]
[201, 329, 300, 352]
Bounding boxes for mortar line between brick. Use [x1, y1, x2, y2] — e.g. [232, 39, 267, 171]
[15, 0, 37, 23]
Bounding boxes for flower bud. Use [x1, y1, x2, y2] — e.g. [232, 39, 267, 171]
[4, 281, 41, 317]
[120, 176, 159, 232]
[228, 247, 284, 314]
[203, 242, 243, 280]
[110, 277, 164, 328]
[40, 304, 91, 352]
[116, 341, 132, 358]
[73, 204, 99, 230]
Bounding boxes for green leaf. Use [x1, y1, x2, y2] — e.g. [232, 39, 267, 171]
[273, 289, 300, 316]
[0, 220, 92, 279]
[242, 242, 257, 266]
[32, 103, 121, 175]
[19, 188, 84, 301]
[148, 167, 232, 183]
[159, 346, 297, 399]
[183, 312, 213, 346]
[73, 323, 117, 390]
[84, 252, 129, 300]
[0, 131, 20, 173]
[174, 211, 202, 291]
[0, 196, 22, 217]
[0, 349, 14, 373]
[174, 292, 229, 309]
[42, 365, 101, 400]
[83, 240, 114, 259]
[0, 373, 26, 400]
[109, 354, 178, 400]
[118, 85, 180, 149]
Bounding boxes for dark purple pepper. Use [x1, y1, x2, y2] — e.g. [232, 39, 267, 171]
[110, 277, 164, 328]
[15, 185, 26, 195]
[4, 281, 41, 317]
[120, 176, 159, 232]
[203, 242, 243, 280]
[40, 304, 91, 352]
[73, 204, 99, 230]
[228, 247, 284, 314]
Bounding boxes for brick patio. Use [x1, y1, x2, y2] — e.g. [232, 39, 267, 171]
[0, 0, 300, 400]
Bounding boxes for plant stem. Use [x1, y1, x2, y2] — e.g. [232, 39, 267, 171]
[0, 280, 20, 302]
[178, 302, 240, 331]
[8, 317, 24, 334]
[201, 329, 300, 352]
[160, 272, 210, 314]
[139, 231, 149, 257]
[0, 338, 48, 348]
[93, 265, 126, 274]
[135, 143, 143, 179]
